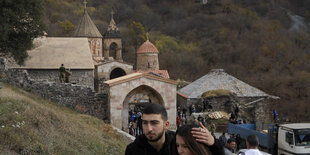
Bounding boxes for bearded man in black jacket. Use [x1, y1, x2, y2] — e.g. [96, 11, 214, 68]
[125, 103, 224, 155]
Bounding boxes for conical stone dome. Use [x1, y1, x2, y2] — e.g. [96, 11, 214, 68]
[137, 40, 159, 54]
[73, 0, 102, 38]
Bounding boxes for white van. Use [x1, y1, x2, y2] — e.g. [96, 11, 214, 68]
[237, 149, 271, 155]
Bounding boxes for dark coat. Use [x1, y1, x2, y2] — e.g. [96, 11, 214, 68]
[125, 130, 175, 155]
[125, 130, 225, 155]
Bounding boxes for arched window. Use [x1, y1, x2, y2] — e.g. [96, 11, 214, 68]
[109, 42, 117, 59]
[110, 68, 126, 79]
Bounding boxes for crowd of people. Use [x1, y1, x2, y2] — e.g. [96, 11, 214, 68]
[125, 103, 266, 155]
[128, 106, 144, 137]
[176, 106, 217, 137]
[125, 103, 264, 155]
[125, 103, 224, 155]
[219, 133, 242, 154]
[176, 107, 187, 128]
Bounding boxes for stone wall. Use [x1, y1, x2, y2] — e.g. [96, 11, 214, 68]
[0, 58, 109, 121]
[88, 38, 102, 57]
[0, 58, 7, 78]
[204, 95, 239, 113]
[136, 53, 159, 70]
[238, 97, 272, 130]
[27, 69, 94, 88]
[177, 93, 272, 128]
[254, 100, 272, 130]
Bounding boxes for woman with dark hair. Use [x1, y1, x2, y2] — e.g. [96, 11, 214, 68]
[173, 124, 212, 155]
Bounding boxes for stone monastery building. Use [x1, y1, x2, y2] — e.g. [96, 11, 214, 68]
[4, 0, 277, 132]
[7, 0, 177, 131]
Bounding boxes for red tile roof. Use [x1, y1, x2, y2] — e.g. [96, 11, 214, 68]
[137, 40, 159, 54]
[177, 92, 188, 98]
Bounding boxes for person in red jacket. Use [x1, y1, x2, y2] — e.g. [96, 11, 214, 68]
[176, 116, 181, 129]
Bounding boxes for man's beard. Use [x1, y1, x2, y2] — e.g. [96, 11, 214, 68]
[146, 128, 165, 142]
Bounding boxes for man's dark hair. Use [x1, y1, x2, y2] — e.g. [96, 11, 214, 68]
[143, 103, 167, 121]
[246, 134, 259, 147]
[227, 138, 236, 144]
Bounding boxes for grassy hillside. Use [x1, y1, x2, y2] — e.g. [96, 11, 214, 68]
[0, 82, 130, 154]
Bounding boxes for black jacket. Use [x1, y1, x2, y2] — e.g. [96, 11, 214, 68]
[125, 130, 224, 155]
[125, 130, 175, 155]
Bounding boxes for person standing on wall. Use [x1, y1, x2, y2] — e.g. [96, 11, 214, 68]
[65, 68, 72, 83]
[59, 64, 66, 83]
[273, 109, 278, 122]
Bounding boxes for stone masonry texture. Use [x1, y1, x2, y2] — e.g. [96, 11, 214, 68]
[0, 58, 109, 122]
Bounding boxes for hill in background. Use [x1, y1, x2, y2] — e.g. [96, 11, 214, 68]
[0, 82, 130, 154]
[43, 0, 310, 122]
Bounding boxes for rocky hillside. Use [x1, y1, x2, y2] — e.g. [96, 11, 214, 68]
[0, 82, 131, 154]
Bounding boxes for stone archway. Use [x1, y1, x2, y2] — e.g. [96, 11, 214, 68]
[110, 67, 126, 79]
[106, 73, 177, 131]
[121, 85, 164, 132]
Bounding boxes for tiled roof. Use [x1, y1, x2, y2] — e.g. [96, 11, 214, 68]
[137, 40, 159, 54]
[178, 69, 271, 98]
[104, 72, 177, 86]
[73, 10, 102, 38]
[135, 70, 170, 79]
[8, 37, 94, 69]
[177, 92, 188, 98]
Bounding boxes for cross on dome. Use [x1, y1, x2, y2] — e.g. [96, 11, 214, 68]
[83, 0, 87, 12]
[146, 32, 149, 41]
